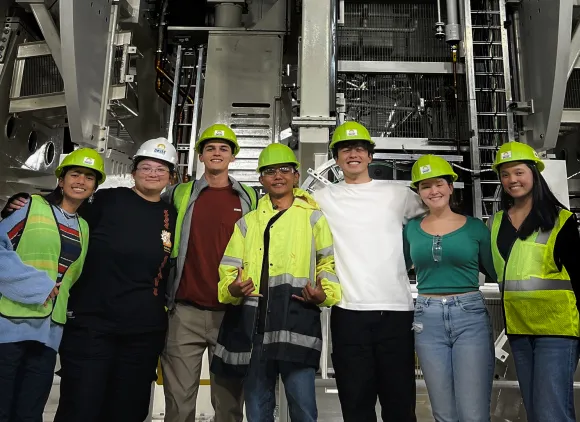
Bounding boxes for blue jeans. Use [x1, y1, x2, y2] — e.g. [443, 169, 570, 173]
[244, 335, 317, 422]
[509, 335, 580, 422]
[414, 291, 494, 422]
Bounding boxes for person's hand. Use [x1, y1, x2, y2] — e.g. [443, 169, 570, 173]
[228, 267, 262, 298]
[44, 282, 61, 307]
[7, 196, 28, 213]
[292, 277, 326, 305]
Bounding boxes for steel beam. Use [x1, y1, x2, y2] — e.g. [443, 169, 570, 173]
[570, 21, 580, 79]
[16, 0, 62, 74]
[293, 0, 336, 179]
[517, 0, 573, 150]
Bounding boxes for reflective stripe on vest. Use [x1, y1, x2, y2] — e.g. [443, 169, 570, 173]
[489, 209, 580, 337]
[0, 196, 89, 324]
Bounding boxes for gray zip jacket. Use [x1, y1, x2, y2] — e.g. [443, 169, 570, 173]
[161, 175, 255, 310]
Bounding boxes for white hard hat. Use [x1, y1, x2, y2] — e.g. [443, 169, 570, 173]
[133, 137, 178, 166]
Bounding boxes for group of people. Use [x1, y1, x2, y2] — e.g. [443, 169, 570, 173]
[0, 119, 579, 422]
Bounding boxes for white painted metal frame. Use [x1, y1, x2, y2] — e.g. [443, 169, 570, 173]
[462, 0, 483, 218]
[293, 0, 336, 182]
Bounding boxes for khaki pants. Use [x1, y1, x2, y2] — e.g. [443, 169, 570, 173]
[161, 304, 244, 422]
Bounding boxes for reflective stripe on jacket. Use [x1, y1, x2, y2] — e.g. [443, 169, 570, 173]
[211, 189, 341, 377]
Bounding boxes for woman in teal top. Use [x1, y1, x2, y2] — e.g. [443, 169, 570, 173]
[403, 155, 497, 422]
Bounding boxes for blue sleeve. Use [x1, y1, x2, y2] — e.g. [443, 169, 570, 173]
[0, 228, 56, 305]
[403, 220, 413, 271]
[474, 218, 497, 282]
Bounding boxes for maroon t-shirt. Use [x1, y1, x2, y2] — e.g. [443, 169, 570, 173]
[176, 185, 243, 309]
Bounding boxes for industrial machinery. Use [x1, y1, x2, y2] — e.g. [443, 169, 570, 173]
[1, 0, 580, 420]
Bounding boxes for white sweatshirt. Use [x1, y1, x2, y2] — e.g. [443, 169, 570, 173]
[314, 180, 425, 311]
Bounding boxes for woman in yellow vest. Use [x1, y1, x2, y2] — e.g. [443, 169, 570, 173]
[490, 141, 580, 422]
[0, 148, 105, 421]
[404, 155, 497, 422]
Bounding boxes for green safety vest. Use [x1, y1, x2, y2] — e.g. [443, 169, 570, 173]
[0, 195, 89, 324]
[170, 180, 258, 258]
[489, 209, 579, 337]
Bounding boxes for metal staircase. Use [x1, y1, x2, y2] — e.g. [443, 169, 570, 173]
[464, 0, 515, 219]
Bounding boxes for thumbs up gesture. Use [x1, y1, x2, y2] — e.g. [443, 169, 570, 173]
[228, 267, 263, 298]
[292, 277, 326, 305]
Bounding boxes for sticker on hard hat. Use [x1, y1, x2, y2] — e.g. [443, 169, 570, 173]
[501, 151, 512, 159]
[83, 157, 95, 165]
[214, 130, 225, 136]
[420, 165, 432, 175]
[154, 144, 167, 155]
[346, 129, 358, 137]
[533, 151, 538, 157]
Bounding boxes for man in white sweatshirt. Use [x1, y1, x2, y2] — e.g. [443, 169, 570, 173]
[313, 121, 425, 422]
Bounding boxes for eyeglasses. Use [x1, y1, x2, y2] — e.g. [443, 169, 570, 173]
[137, 167, 169, 175]
[261, 166, 295, 177]
[432, 235, 442, 263]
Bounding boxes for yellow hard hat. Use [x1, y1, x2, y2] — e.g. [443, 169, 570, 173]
[492, 141, 544, 172]
[257, 144, 299, 172]
[411, 155, 458, 188]
[330, 121, 375, 149]
[55, 148, 106, 185]
[196, 124, 240, 156]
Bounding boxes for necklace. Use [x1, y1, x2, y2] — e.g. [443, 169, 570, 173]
[57, 205, 78, 229]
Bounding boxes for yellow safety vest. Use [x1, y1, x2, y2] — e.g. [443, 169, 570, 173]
[489, 209, 579, 337]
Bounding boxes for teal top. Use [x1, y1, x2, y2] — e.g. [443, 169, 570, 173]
[403, 215, 497, 294]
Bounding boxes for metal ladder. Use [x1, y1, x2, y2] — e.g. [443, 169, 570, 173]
[464, 0, 515, 219]
[167, 44, 205, 180]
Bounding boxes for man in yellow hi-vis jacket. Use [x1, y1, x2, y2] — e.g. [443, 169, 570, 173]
[210, 143, 341, 422]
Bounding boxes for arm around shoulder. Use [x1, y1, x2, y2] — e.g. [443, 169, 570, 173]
[404, 189, 426, 222]
[312, 213, 341, 307]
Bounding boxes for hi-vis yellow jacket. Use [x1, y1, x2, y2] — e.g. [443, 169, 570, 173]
[211, 189, 341, 377]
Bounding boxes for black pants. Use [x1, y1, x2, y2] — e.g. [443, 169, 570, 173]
[0, 341, 57, 422]
[331, 307, 417, 422]
[54, 324, 166, 422]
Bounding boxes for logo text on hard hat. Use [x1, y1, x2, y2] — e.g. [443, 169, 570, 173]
[346, 129, 358, 137]
[420, 165, 432, 175]
[83, 157, 95, 165]
[501, 151, 512, 160]
[153, 143, 167, 155]
[214, 130, 225, 136]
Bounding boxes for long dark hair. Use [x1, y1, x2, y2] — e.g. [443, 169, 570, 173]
[500, 162, 567, 239]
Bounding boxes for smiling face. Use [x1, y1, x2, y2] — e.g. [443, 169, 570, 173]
[58, 166, 98, 202]
[132, 158, 171, 194]
[417, 177, 453, 211]
[499, 161, 534, 200]
[199, 140, 235, 174]
[335, 141, 373, 180]
[259, 164, 299, 198]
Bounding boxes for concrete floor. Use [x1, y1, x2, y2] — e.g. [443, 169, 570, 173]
[43, 383, 436, 422]
[43, 381, 530, 422]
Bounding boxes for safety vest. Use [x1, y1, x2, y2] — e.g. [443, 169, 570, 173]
[489, 209, 580, 337]
[170, 180, 258, 258]
[0, 195, 89, 325]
